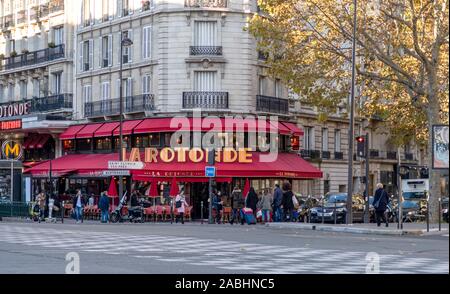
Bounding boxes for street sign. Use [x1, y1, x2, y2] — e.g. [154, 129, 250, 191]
[1, 140, 23, 160]
[108, 161, 144, 170]
[205, 166, 216, 177]
[102, 170, 131, 176]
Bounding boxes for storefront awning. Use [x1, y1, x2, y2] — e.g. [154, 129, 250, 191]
[23, 135, 36, 149]
[76, 123, 104, 139]
[60, 125, 86, 140]
[24, 152, 322, 180]
[28, 135, 44, 149]
[271, 121, 292, 135]
[94, 122, 120, 137]
[112, 120, 143, 136]
[281, 122, 304, 136]
[36, 135, 51, 149]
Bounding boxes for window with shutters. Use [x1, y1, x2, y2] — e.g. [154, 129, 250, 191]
[54, 27, 64, 46]
[303, 127, 314, 150]
[122, 30, 133, 64]
[335, 129, 341, 153]
[83, 85, 92, 103]
[82, 0, 91, 27]
[194, 21, 217, 47]
[322, 128, 329, 151]
[194, 71, 217, 92]
[142, 26, 152, 60]
[142, 75, 151, 94]
[81, 40, 93, 71]
[19, 81, 27, 99]
[102, 35, 112, 67]
[53, 72, 62, 95]
[258, 76, 266, 95]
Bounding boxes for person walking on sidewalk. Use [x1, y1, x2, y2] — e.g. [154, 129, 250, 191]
[281, 182, 295, 222]
[272, 184, 283, 222]
[373, 183, 390, 227]
[246, 187, 259, 217]
[99, 192, 110, 223]
[74, 190, 85, 224]
[230, 186, 244, 225]
[260, 189, 273, 223]
[175, 190, 189, 224]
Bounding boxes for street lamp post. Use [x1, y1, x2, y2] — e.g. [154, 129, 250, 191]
[346, 0, 357, 224]
[118, 34, 133, 201]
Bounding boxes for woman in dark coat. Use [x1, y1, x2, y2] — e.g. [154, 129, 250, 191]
[281, 182, 294, 222]
[245, 187, 259, 216]
[373, 183, 390, 227]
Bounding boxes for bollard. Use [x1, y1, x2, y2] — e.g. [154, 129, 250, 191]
[61, 201, 65, 224]
[201, 201, 204, 225]
[438, 198, 441, 232]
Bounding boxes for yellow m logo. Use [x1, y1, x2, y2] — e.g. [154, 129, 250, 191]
[5, 143, 20, 158]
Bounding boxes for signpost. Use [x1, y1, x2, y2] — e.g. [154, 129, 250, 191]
[102, 170, 131, 177]
[108, 161, 144, 170]
[1, 141, 24, 202]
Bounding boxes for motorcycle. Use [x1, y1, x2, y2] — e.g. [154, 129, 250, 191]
[110, 193, 144, 223]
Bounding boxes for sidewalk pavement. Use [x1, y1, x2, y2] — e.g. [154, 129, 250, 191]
[266, 222, 449, 236]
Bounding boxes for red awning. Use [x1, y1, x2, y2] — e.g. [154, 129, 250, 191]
[36, 135, 51, 149]
[281, 122, 304, 136]
[112, 120, 143, 136]
[23, 135, 36, 149]
[24, 152, 322, 180]
[60, 125, 86, 140]
[271, 121, 292, 135]
[134, 118, 181, 134]
[95, 122, 120, 137]
[28, 135, 43, 149]
[76, 123, 104, 139]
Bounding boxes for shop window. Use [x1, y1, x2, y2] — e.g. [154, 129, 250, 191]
[150, 133, 161, 147]
[63, 140, 75, 152]
[95, 138, 112, 151]
[163, 133, 172, 147]
[134, 135, 149, 148]
[113, 136, 130, 150]
[77, 139, 92, 152]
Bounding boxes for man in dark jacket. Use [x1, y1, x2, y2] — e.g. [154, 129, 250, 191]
[273, 184, 283, 222]
[230, 186, 244, 225]
[99, 192, 110, 223]
[373, 183, 390, 227]
[281, 182, 295, 222]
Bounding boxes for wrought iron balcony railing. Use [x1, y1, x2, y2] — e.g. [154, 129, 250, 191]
[49, 0, 65, 13]
[84, 95, 155, 118]
[334, 152, 344, 160]
[300, 149, 321, 160]
[256, 95, 289, 115]
[1, 44, 64, 71]
[183, 92, 229, 109]
[29, 94, 73, 113]
[0, 94, 73, 115]
[190, 46, 223, 56]
[370, 149, 380, 158]
[404, 153, 414, 161]
[387, 151, 397, 160]
[185, 0, 227, 8]
[322, 151, 331, 159]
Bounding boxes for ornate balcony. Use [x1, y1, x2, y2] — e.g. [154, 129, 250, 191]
[1, 45, 64, 71]
[182, 92, 229, 109]
[321, 151, 331, 159]
[256, 95, 289, 115]
[29, 94, 73, 113]
[300, 150, 321, 160]
[16, 10, 27, 25]
[185, 0, 227, 8]
[49, 0, 65, 13]
[84, 95, 155, 118]
[190, 46, 223, 56]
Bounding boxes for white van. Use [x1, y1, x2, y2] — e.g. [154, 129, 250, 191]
[401, 179, 429, 201]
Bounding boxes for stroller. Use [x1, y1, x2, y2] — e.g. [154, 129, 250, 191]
[29, 201, 42, 222]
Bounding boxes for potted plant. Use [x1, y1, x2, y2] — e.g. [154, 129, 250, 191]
[48, 42, 56, 48]
[10, 51, 18, 57]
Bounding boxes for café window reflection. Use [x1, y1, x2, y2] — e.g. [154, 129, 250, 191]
[63, 140, 75, 152]
[95, 138, 112, 151]
[114, 136, 130, 150]
[77, 139, 92, 151]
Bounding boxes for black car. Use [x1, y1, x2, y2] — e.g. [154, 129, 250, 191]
[310, 194, 348, 224]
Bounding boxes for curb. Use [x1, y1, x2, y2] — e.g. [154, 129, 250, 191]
[265, 223, 448, 236]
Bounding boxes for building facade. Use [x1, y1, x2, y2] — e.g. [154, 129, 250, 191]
[0, 0, 76, 201]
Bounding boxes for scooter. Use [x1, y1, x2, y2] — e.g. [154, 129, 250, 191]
[110, 193, 144, 223]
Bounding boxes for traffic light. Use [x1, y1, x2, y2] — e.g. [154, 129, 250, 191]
[356, 136, 366, 157]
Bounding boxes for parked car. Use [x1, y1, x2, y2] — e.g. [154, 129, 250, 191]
[310, 193, 365, 224]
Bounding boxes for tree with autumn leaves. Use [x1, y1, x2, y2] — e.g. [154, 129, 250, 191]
[249, 0, 448, 221]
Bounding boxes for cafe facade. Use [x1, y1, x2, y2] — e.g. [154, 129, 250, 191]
[24, 116, 323, 219]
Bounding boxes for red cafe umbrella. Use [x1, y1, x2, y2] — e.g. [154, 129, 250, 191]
[146, 180, 159, 198]
[243, 178, 250, 199]
[108, 177, 119, 209]
[169, 178, 179, 198]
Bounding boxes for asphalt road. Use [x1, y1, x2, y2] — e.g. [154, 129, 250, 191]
[0, 221, 448, 274]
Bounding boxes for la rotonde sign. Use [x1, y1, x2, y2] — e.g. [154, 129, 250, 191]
[0, 101, 31, 119]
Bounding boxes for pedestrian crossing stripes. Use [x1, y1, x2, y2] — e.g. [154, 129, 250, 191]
[0, 225, 447, 274]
